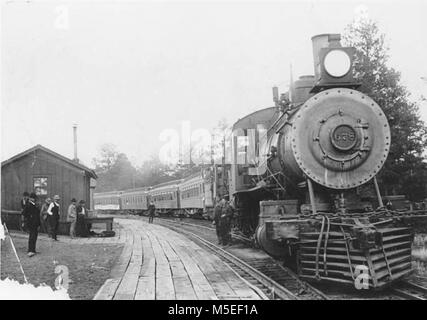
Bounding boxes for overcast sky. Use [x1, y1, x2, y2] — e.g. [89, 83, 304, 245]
[2, 0, 427, 167]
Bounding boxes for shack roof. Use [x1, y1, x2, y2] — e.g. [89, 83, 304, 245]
[1, 144, 97, 179]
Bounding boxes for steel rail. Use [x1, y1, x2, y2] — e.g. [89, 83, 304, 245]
[392, 281, 427, 300]
[157, 217, 252, 244]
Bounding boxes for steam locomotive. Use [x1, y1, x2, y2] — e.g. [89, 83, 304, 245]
[230, 33, 415, 289]
[94, 33, 424, 289]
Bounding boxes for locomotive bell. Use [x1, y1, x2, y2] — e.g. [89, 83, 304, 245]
[281, 88, 390, 190]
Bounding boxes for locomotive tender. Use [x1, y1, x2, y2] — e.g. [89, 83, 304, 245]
[230, 33, 413, 289]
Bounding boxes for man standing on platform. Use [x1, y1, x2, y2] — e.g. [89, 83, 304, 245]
[76, 200, 88, 237]
[148, 201, 156, 224]
[47, 195, 61, 241]
[67, 198, 77, 238]
[220, 199, 234, 246]
[22, 192, 40, 257]
[213, 198, 224, 245]
[40, 197, 51, 234]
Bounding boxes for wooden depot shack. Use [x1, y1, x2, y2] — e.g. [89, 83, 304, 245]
[1, 144, 97, 233]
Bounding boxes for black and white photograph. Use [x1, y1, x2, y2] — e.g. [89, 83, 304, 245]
[1, 0, 427, 306]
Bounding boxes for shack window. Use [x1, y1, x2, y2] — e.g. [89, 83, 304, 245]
[33, 177, 48, 195]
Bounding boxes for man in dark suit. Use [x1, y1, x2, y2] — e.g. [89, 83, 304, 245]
[213, 197, 224, 245]
[22, 192, 41, 257]
[76, 200, 89, 237]
[148, 201, 156, 224]
[221, 200, 234, 246]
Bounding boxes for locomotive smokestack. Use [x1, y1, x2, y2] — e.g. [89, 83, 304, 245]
[73, 124, 78, 163]
[311, 34, 341, 82]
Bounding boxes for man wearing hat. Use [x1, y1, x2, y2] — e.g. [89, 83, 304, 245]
[22, 193, 41, 257]
[76, 200, 89, 237]
[213, 197, 224, 245]
[219, 197, 233, 246]
[67, 198, 77, 238]
[148, 201, 156, 224]
[47, 195, 61, 240]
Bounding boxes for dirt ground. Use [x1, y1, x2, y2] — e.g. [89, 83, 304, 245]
[0, 234, 123, 300]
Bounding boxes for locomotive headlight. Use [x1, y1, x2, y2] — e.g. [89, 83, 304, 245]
[323, 49, 351, 78]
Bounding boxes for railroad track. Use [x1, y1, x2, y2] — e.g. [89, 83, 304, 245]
[391, 281, 427, 300]
[156, 217, 329, 300]
[158, 217, 252, 244]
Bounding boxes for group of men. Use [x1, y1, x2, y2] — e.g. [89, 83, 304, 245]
[64, 198, 88, 238]
[213, 197, 234, 246]
[20, 191, 88, 257]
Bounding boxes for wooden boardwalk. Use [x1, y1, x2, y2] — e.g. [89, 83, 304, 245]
[94, 219, 264, 300]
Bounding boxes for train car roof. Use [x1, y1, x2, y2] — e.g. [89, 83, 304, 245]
[233, 106, 279, 131]
[150, 178, 182, 190]
[94, 191, 122, 197]
[180, 173, 205, 186]
[120, 187, 149, 194]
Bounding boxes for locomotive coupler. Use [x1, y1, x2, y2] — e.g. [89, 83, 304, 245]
[352, 226, 382, 250]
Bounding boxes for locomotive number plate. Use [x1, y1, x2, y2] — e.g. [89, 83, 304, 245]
[331, 124, 357, 151]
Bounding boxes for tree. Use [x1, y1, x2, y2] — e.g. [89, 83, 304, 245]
[211, 118, 232, 165]
[92, 144, 139, 192]
[343, 17, 427, 200]
[92, 143, 119, 173]
[137, 154, 178, 187]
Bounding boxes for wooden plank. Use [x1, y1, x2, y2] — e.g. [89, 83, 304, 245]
[143, 226, 175, 300]
[135, 231, 156, 300]
[135, 276, 156, 300]
[179, 241, 238, 299]
[108, 230, 134, 280]
[172, 250, 217, 299]
[217, 270, 260, 300]
[139, 236, 156, 277]
[173, 276, 198, 300]
[114, 232, 143, 300]
[169, 260, 189, 278]
[153, 222, 255, 300]
[104, 218, 260, 300]
[114, 271, 139, 300]
[93, 278, 121, 300]
[155, 274, 175, 300]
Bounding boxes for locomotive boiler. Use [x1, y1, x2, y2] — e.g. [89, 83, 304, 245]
[230, 34, 414, 289]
